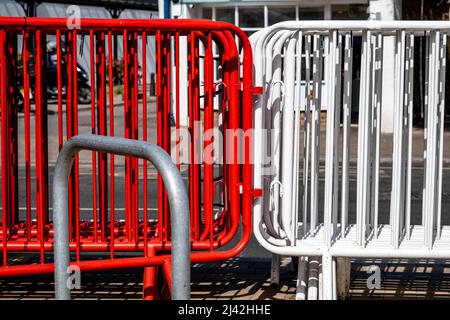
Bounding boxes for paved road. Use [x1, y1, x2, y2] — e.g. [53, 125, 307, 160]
[0, 257, 449, 300]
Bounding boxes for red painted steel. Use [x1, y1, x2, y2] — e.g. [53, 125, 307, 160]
[0, 17, 260, 299]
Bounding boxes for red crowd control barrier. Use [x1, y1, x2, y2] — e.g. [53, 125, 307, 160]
[0, 18, 260, 299]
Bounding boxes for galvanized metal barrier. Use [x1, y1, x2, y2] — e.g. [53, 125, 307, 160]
[53, 134, 190, 300]
[251, 21, 450, 299]
[0, 17, 258, 299]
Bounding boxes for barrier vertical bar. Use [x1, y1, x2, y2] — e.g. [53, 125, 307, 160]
[436, 33, 446, 240]
[96, 31, 108, 242]
[324, 30, 337, 247]
[341, 33, 353, 236]
[303, 35, 312, 234]
[142, 31, 149, 255]
[72, 30, 81, 261]
[90, 30, 98, 242]
[23, 31, 32, 241]
[35, 29, 47, 263]
[107, 30, 115, 258]
[310, 35, 322, 233]
[0, 29, 9, 266]
[405, 33, 415, 239]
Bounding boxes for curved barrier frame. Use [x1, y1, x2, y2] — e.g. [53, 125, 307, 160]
[53, 134, 190, 300]
[251, 21, 450, 299]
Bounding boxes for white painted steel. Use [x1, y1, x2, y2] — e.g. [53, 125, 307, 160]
[251, 21, 449, 300]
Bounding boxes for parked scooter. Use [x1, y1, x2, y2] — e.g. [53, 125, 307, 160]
[16, 41, 91, 112]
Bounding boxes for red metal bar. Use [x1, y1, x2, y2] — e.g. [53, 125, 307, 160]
[175, 32, 180, 169]
[90, 30, 98, 242]
[72, 30, 81, 262]
[57, 30, 63, 150]
[23, 31, 32, 242]
[201, 33, 214, 248]
[123, 29, 131, 241]
[107, 30, 115, 259]
[188, 31, 201, 241]
[8, 33, 19, 233]
[155, 30, 163, 242]
[0, 29, 9, 266]
[96, 31, 108, 242]
[162, 32, 171, 242]
[35, 29, 46, 263]
[131, 31, 139, 243]
[142, 31, 149, 256]
[66, 31, 74, 243]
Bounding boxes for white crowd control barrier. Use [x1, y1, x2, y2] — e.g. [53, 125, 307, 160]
[251, 21, 450, 300]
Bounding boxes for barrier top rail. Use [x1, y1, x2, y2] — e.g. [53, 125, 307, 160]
[252, 20, 450, 33]
[0, 17, 248, 34]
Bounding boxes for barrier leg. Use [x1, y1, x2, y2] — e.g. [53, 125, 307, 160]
[321, 253, 336, 300]
[307, 256, 320, 300]
[143, 247, 158, 300]
[295, 256, 309, 300]
[143, 266, 158, 300]
[270, 254, 281, 285]
[336, 257, 351, 300]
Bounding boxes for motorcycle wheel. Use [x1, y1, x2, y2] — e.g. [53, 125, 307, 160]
[78, 87, 92, 104]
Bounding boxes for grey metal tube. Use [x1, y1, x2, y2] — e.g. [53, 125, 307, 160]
[53, 134, 190, 300]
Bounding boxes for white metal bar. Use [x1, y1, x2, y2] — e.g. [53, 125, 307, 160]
[390, 30, 406, 249]
[280, 34, 298, 241]
[292, 31, 303, 244]
[436, 33, 447, 240]
[405, 33, 415, 240]
[373, 33, 383, 239]
[310, 34, 322, 233]
[332, 34, 343, 240]
[424, 31, 439, 249]
[324, 30, 337, 247]
[302, 35, 312, 235]
[341, 33, 353, 237]
[356, 30, 372, 247]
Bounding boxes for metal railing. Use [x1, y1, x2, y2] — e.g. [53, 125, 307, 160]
[53, 134, 190, 300]
[251, 21, 450, 299]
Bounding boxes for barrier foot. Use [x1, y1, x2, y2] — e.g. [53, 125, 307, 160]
[270, 254, 281, 286]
